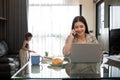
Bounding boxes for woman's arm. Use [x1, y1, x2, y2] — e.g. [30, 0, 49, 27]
[63, 36, 74, 56]
[63, 30, 75, 57]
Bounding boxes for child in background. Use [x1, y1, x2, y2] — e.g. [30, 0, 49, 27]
[19, 32, 35, 75]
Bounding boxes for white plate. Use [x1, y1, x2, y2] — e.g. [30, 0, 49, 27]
[50, 61, 68, 67]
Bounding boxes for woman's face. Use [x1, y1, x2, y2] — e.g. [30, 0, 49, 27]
[74, 21, 86, 36]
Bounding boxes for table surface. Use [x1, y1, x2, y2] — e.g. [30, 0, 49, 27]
[11, 55, 120, 79]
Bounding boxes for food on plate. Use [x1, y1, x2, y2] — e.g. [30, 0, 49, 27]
[52, 58, 63, 65]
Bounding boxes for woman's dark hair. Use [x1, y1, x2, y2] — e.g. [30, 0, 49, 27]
[25, 32, 33, 40]
[71, 16, 89, 34]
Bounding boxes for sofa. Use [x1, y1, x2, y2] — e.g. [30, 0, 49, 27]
[0, 40, 20, 79]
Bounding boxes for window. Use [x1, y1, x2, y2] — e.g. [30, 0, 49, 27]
[110, 6, 120, 30]
[28, 1, 81, 57]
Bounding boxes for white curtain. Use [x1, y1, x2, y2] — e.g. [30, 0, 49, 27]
[28, 3, 80, 57]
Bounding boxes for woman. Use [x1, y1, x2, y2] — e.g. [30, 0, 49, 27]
[63, 16, 98, 57]
[63, 16, 101, 76]
[19, 32, 35, 75]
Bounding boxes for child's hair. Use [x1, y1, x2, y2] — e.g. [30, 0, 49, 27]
[25, 32, 33, 40]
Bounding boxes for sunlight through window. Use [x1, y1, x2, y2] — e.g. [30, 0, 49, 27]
[28, 1, 80, 57]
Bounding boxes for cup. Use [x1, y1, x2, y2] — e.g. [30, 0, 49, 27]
[31, 55, 43, 65]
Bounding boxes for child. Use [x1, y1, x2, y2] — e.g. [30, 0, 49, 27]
[19, 32, 35, 75]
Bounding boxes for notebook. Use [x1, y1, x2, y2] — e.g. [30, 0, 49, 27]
[70, 44, 102, 63]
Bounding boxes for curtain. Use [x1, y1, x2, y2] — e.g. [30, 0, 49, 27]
[7, 0, 28, 53]
[28, 4, 80, 57]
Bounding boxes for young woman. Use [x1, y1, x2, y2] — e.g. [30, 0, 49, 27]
[63, 16, 102, 75]
[63, 16, 98, 57]
[19, 32, 35, 75]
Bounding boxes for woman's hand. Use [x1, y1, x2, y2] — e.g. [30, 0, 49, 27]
[69, 29, 76, 39]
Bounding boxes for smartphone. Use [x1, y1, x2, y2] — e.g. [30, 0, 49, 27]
[72, 33, 77, 38]
[72, 29, 77, 38]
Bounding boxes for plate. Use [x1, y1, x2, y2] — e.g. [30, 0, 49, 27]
[50, 61, 68, 67]
[42, 57, 53, 63]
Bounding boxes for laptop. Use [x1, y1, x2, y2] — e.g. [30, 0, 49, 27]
[70, 44, 102, 63]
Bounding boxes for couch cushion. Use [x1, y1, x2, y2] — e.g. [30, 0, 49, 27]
[0, 63, 12, 71]
[0, 63, 16, 76]
[0, 58, 14, 63]
[0, 72, 11, 78]
[1, 41, 8, 51]
[0, 42, 7, 57]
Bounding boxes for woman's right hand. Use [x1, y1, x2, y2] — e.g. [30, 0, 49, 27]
[69, 29, 76, 39]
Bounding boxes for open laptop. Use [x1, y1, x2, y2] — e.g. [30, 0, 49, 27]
[70, 44, 102, 63]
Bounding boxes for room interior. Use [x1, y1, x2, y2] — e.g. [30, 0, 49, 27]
[0, 0, 120, 79]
